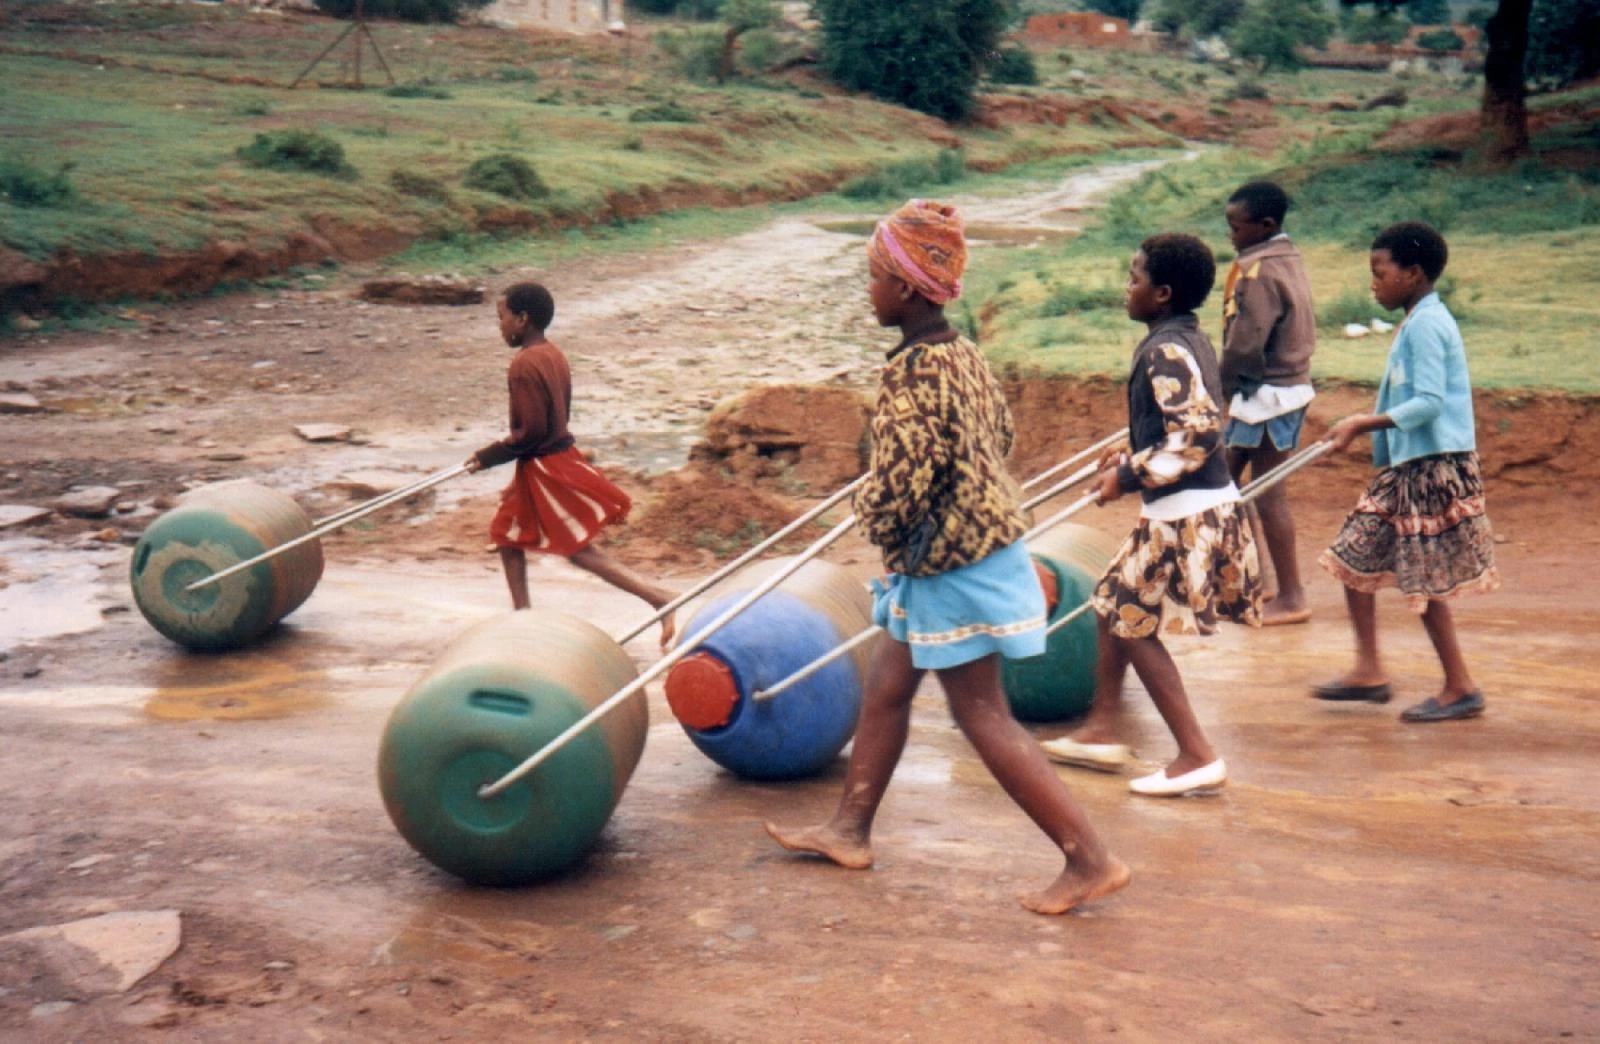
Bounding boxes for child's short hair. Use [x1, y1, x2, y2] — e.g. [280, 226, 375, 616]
[1372, 222, 1448, 282]
[1140, 233, 1216, 314]
[504, 282, 555, 329]
[1227, 181, 1290, 225]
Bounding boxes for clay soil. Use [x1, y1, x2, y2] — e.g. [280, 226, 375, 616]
[3, 167, 1599, 1040]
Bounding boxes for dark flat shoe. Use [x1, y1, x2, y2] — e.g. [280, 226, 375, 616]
[1400, 692, 1485, 723]
[1311, 681, 1393, 703]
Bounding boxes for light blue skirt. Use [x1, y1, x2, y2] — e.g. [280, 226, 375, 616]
[871, 540, 1047, 670]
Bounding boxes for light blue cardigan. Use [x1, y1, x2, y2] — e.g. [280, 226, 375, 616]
[1371, 292, 1477, 468]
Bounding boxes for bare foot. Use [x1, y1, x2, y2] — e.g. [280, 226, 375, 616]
[764, 821, 873, 870]
[1261, 599, 1311, 626]
[658, 608, 676, 651]
[1021, 856, 1131, 915]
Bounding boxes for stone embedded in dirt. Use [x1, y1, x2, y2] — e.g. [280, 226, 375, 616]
[0, 393, 45, 414]
[0, 505, 53, 529]
[0, 910, 181, 995]
[52, 486, 122, 519]
[294, 423, 352, 443]
[321, 471, 416, 500]
[693, 384, 869, 490]
[359, 276, 485, 307]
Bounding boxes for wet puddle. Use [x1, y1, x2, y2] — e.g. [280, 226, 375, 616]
[143, 662, 333, 721]
[0, 537, 125, 653]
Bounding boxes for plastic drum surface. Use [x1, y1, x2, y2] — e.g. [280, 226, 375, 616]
[1003, 522, 1123, 722]
[130, 480, 323, 651]
[665, 557, 870, 780]
[378, 611, 647, 886]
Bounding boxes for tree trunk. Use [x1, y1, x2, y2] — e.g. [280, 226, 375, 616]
[1480, 0, 1532, 162]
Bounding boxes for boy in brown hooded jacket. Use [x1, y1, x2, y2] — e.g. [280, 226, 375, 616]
[1221, 180, 1317, 625]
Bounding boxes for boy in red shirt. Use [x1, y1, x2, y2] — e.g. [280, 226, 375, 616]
[465, 282, 675, 646]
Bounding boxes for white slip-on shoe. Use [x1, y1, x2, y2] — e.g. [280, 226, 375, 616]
[1127, 758, 1227, 797]
[1039, 737, 1131, 773]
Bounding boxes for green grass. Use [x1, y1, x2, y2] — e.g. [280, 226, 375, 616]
[0, 4, 1169, 268]
[975, 114, 1600, 391]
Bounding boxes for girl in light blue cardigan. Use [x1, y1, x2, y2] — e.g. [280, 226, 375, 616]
[1312, 222, 1500, 723]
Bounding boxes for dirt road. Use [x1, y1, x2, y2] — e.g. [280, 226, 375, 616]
[3, 159, 1599, 1040]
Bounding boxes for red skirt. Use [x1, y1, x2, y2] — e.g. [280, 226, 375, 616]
[489, 446, 631, 556]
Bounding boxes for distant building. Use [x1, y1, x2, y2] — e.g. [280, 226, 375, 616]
[483, 0, 624, 34]
[1023, 11, 1132, 47]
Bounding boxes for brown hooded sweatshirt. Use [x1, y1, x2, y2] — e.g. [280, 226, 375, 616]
[1220, 236, 1316, 401]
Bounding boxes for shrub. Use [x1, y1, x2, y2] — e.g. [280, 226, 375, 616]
[629, 100, 699, 123]
[462, 154, 547, 200]
[1414, 28, 1465, 52]
[738, 28, 784, 73]
[986, 45, 1039, 85]
[1226, 76, 1269, 100]
[653, 26, 725, 82]
[1, 157, 77, 208]
[384, 83, 452, 99]
[494, 65, 540, 83]
[235, 130, 357, 179]
[313, 0, 491, 23]
[390, 168, 452, 201]
[1038, 283, 1123, 317]
[838, 150, 965, 200]
[1318, 287, 1400, 328]
[813, 0, 1011, 120]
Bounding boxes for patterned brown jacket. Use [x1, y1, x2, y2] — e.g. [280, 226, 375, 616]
[853, 333, 1027, 577]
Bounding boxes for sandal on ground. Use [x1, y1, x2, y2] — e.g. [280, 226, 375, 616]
[1311, 681, 1393, 703]
[1400, 691, 1485, 723]
[1261, 607, 1313, 627]
[1039, 737, 1131, 773]
[1128, 758, 1227, 797]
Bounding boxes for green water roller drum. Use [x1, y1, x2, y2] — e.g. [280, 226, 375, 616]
[378, 611, 648, 887]
[130, 480, 324, 651]
[1003, 522, 1124, 723]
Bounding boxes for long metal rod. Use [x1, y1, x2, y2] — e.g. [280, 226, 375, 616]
[1020, 461, 1101, 514]
[1041, 439, 1336, 637]
[478, 514, 860, 798]
[313, 466, 460, 529]
[184, 464, 469, 592]
[613, 475, 866, 645]
[752, 487, 1107, 703]
[1018, 428, 1127, 498]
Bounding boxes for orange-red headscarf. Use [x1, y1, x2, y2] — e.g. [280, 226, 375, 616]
[867, 199, 967, 305]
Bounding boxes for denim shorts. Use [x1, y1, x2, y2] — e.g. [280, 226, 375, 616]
[1226, 407, 1306, 451]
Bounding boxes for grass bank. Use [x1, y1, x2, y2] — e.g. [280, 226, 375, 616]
[974, 89, 1600, 392]
[0, 1, 1171, 309]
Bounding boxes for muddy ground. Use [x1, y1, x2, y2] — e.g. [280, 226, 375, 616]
[2, 162, 1599, 1040]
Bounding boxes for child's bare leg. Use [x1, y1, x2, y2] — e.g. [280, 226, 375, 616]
[1247, 442, 1307, 620]
[1321, 586, 1387, 688]
[1063, 613, 1131, 745]
[1120, 633, 1218, 777]
[498, 547, 531, 610]
[765, 639, 920, 870]
[1420, 598, 1478, 703]
[1228, 447, 1278, 601]
[568, 545, 677, 646]
[939, 654, 1129, 915]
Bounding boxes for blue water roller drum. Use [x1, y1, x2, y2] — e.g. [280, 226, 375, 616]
[664, 556, 873, 780]
[378, 611, 648, 886]
[130, 480, 324, 651]
[1003, 522, 1123, 723]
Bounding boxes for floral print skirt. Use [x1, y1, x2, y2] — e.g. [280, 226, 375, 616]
[1320, 451, 1499, 610]
[1091, 502, 1263, 640]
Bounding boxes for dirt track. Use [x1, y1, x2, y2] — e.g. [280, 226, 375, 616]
[3, 161, 1599, 1040]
